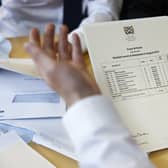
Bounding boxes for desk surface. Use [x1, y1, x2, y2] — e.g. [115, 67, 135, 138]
[8, 37, 168, 168]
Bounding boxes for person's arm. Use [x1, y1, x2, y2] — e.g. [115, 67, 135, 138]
[63, 95, 155, 168]
[82, 0, 123, 24]
[68, 0, 123, 51]
[25, 23, 154, 168]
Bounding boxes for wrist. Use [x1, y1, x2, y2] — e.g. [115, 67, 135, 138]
[65, 88, 101, 107]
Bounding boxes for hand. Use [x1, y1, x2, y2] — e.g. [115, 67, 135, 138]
[24, 24, 100, 107]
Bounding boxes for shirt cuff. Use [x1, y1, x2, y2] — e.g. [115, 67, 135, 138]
[63, 95, 129, 146]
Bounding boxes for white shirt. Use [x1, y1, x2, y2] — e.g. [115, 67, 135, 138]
[0, 0, 123, 50]
[63, 96, 155, 168]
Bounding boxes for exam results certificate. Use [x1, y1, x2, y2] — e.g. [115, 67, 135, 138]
[84, 17, 168, 152]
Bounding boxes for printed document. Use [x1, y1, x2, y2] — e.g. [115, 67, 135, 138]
[0, 69, 65, 119]
[84, 17, 168, 152]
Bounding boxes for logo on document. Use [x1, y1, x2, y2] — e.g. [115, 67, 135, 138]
[123, 26, 136, 41]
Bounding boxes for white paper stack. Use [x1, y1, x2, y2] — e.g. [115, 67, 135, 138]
[0, 132, 55, 168]
[0, 69, 66, 120]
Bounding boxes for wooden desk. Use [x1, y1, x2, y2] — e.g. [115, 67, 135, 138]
[8, 37, 168, 168]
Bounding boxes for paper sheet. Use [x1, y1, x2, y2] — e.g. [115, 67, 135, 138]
[0, 123, 34, 143]
[0, 132, 55, 168]
[84, 16, 168, 152]
[0, 58, 39, 77]
[0, 69, 66, 119]
[0, 118, 77, 160]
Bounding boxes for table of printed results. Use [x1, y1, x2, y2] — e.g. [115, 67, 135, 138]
[102, 54, 168, 101]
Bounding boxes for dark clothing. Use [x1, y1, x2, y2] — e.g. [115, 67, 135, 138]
[120, 0, 168, 19]
[63, 0, 87, 32]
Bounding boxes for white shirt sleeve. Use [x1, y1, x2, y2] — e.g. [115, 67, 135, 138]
[68, 0, 123, 52]
[63, 95, 155, 168]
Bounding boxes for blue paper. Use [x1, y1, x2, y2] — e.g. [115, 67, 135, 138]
[0, 123, 35, 143]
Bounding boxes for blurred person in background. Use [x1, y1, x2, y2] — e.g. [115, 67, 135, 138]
[120, 0, 167, 20]
[0, 0, 122, 51]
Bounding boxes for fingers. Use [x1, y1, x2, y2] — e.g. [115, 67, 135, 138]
[72, 33, 85, 68]
[27, 24, 85, 70]
[58, 25, 71, 61]
[43, 23, 55, 51]
[29, 28, 41, 46]
[24, 42, 54, 73]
